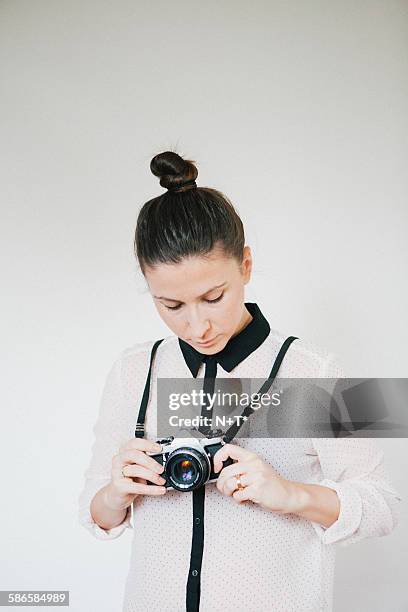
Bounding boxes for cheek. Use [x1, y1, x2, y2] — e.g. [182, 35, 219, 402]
[217, 302, 244, 330]
[155, 306, 183, 334]
[225, 312, 241, 332]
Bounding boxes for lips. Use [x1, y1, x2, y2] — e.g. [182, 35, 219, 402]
[195, 336, 218, 347]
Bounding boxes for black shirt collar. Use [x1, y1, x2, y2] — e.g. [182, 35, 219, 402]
[178, 302, 270, 377]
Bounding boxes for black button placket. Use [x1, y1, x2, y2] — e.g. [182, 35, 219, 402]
[186, 356, 217, 612]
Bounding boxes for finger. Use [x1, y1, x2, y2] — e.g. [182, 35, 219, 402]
[218, 471, 252, 497]
[117, 449, 165, 474]
[216, 462, 253, 490]
[222, 475, 243, 497]
[127, 481, 167, 496]
[120, 438, 163, 454]
[112, 464, 142, 482]
[112, 477, 160, 496]
[232, 484, 256, 503]
[213, 443, 256, 473]
[122, 464, 166, 485]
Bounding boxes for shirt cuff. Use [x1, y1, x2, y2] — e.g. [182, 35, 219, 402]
[79, 503, 133, 541]
[309, 478, 363, 546]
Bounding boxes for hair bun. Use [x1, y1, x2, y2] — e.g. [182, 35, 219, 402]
[150, 151, 198, 192]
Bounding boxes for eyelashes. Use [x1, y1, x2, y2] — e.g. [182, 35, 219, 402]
[164, 293, 224, 312]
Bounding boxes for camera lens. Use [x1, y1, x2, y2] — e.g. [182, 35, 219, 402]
[173, 459, 195, 484]
[166, 448, 209, 491]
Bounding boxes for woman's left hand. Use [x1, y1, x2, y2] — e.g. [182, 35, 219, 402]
[213, 443, 296, 513]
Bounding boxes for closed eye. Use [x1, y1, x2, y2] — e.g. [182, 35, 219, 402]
[164, 293, 224, 311]
[206, 293, 224, 305]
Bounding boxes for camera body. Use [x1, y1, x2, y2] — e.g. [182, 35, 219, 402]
[147, 435, 234, 492]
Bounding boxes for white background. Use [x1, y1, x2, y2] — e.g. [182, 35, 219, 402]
[1, 1, 407, 610]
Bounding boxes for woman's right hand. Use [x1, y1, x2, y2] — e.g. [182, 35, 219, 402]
[104, 438, 167, 511]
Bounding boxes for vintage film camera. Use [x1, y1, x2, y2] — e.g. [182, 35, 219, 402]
[147, 435, 234, 492]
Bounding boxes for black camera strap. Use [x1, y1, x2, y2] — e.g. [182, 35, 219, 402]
[134, 338, 165, 439]
[222, 335, 299, 443]
[134, 335, 298, 443]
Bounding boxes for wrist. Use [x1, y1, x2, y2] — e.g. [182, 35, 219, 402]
[282, 481, 341, 527]
[281, 480, 311, 515]
[103, 483, 129, 512]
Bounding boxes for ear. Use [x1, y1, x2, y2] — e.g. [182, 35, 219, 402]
[241, 246, 252, 284]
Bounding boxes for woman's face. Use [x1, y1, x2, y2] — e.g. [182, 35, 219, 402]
[144, 246, 253, 354]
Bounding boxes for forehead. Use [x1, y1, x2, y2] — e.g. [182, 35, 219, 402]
[145, 253, 239, 300]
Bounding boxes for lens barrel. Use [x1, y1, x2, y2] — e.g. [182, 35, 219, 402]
[165, 447, 210, 491]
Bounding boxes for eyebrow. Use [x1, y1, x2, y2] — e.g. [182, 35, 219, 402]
[153, 282, 227, 303]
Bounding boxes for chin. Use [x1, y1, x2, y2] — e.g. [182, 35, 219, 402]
[194, 335, 227, 353]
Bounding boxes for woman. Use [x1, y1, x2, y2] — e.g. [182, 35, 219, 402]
[78, 151, 401, 612]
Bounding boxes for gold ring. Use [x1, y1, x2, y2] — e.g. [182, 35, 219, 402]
[235, 474, 245, 491]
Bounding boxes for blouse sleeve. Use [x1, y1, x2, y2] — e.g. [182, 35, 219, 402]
[308, 437, 402, 547]
[307, 353, 403, 547]
[77, 354, 134, 541]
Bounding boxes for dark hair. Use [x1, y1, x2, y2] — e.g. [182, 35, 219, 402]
[134, 151, 245, 275]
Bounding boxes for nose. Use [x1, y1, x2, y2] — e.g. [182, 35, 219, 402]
[187, 309, 211, 341]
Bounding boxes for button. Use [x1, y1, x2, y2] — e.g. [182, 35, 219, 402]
[192, 569, 199, 577]
[194, 517, 201, 525]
